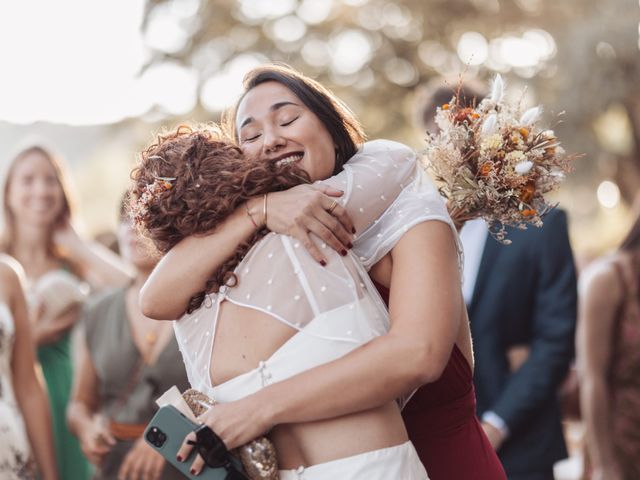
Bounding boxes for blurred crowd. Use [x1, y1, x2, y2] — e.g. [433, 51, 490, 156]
[0, 81, 637, 480]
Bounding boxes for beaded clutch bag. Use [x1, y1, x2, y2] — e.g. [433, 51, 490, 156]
[181, 389, 279, 480]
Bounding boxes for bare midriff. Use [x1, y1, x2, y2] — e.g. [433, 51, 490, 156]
[270, 401, 409, 469]
[210, 301, 409, 469]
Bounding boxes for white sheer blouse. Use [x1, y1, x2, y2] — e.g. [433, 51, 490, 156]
[173, 139, 458, 404]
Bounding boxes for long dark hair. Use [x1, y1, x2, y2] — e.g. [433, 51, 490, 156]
[620, 211, 640, 251]
[223, 63, 366, 174]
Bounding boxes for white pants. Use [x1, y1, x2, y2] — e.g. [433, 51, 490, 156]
[279, 441, 429, 480]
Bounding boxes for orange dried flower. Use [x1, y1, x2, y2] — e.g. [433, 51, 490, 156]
[519, 127, 529, 139]
[521, 208, 537, 217]
[479, 162, 493, 177]
[519, 182, 536, 203]
[454, 108, 476, 124]
[442, 103, 450, 110]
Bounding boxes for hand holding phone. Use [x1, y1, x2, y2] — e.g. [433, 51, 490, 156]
[144, 405, 247, 480]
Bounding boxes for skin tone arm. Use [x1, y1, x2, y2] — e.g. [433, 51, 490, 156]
[67, 317, 169, 480]
[54, 221, 134, 289]
[32, 304, 81, 346]
[67, 337, 117, 466]
[140, 185, 353, 320]
[6, 264, 58, 480]
[576, 260, 624, 480]
[179, 220, 462, 456]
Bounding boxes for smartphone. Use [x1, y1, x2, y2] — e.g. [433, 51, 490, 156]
[144, 405, 245, 480]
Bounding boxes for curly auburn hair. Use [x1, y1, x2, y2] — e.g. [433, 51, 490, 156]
[130, 123, 310, 313]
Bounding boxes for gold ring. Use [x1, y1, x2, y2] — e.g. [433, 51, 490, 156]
[327, 200, 339, 214]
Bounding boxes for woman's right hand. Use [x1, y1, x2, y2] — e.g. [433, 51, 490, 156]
[78, 416, 116, 466]
[264, 184, 355, 264]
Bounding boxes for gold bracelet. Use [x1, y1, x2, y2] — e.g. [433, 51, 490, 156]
[245, 201, 259, 229]
[263, 193, 268, 227]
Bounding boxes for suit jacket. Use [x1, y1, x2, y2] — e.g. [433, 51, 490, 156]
[468, 208, 577, 474]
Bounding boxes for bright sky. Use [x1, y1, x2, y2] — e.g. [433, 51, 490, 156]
[0, 0, 558, 126]
[0, 0, 195, 125]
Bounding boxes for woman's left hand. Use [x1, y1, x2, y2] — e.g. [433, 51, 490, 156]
[117, 437, 165, 480]
[177, 396, 272, 475]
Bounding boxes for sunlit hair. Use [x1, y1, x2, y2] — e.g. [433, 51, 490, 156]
[0, 144, 77, 257]
[130, 123, 311, 313]
[620, 210, 640, 251]
[223, 63, 366, 174]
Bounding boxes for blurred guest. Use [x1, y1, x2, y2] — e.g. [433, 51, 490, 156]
[577, 212, 640, 480]
[417, 81, 578, 480]
[0, 144, 133, 480]
[0, 255, 58, 480]
[93, 230, 120, 255]
[67, 195, 188, 480]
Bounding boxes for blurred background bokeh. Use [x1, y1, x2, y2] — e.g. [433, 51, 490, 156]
[1, 0, 638, 262]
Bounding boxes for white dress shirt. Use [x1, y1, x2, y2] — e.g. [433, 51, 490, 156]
[459, 218, 489, 306]
[459, 218, 510, 439]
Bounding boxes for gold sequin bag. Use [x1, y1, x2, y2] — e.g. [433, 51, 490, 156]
[181, 389, 279, 480]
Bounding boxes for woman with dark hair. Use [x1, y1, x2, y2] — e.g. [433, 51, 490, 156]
[0, 144, 133, 480]
[132, 123, 441, 478]
[577, 211, 640, 480]
[140, 65, 505, 479]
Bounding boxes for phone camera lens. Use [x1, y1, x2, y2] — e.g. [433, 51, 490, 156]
[146, 427, 166, 447]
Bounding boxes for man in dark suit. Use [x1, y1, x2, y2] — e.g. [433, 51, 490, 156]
[420, 82, 578, 479]
[461, 214, 576, 480]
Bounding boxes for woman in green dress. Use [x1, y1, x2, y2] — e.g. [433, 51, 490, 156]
[0, 144, 133, 480]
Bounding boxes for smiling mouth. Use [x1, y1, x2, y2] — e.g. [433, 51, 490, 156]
[275, 153, 304, 166]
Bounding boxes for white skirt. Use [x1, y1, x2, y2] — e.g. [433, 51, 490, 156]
[279, 441, 429, 480]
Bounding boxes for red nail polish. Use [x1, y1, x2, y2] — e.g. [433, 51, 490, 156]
[347, 242, 353, 249]
[341, 249, 347, 256]
[190, 468, 197, 475]
[320, 260, 327, 266]
[352, 227, 356, 234]
[176, 455, 182, 462]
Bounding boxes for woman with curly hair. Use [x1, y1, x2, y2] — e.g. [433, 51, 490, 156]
[130, 122, 453, 478]
[139, 65, 506, 480]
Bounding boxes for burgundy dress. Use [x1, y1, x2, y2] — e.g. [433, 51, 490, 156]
[376, 283, 506, 480]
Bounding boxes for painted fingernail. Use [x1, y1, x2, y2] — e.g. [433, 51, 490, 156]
[347, 242, 353, 249]
[341, 249, 348, 256]
[190, 468, 197, 475]
[320, 260, 327, 266]
[352, 227, 356, 234]
[176, 454, 182, 462]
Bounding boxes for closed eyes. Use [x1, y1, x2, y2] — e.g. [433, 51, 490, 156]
[241, 116, 300, 143]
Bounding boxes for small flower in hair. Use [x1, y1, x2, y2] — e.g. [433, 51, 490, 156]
[131, 175, 177, 226]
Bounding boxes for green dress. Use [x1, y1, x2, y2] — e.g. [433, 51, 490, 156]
[37, 332, 91, 480]
[32, 268, 91, 480]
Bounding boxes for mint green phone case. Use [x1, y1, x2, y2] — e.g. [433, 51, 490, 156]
[144, 405, 245, 480]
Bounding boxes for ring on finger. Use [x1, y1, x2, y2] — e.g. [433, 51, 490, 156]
[327, 200, 339, 214]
